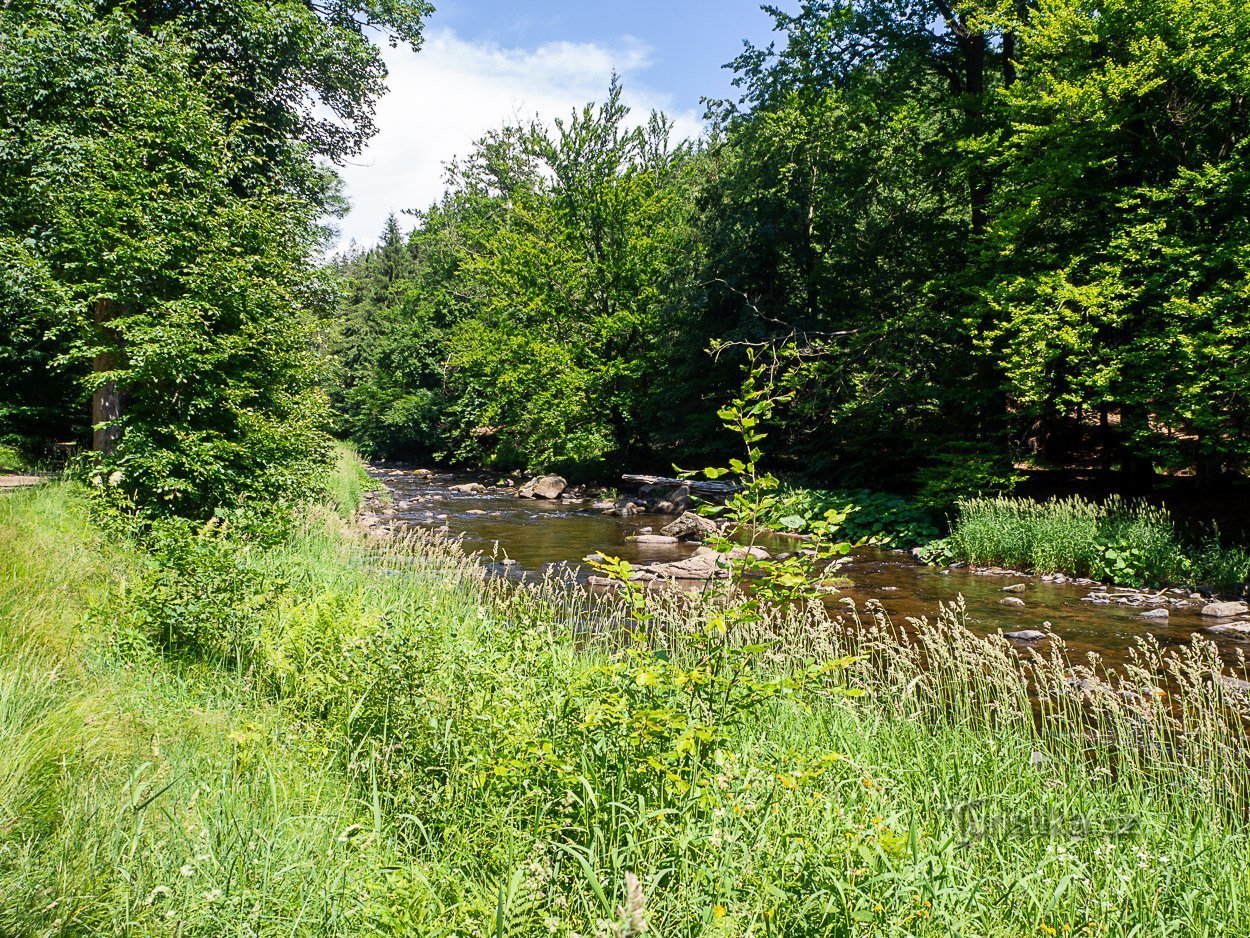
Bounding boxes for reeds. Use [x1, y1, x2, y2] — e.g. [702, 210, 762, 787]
[948, 494, 1250, 593]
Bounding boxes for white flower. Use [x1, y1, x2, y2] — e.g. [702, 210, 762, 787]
[107, 470, 124, 486]
[202, 888, 223, 903]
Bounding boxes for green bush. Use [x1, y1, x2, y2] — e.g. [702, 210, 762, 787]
[760, 486, 940, 547]
[914, 444, 1026, 511]
[1188, 535, 1250, 597]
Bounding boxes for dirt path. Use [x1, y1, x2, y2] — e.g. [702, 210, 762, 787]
[0, 474, 52, 491]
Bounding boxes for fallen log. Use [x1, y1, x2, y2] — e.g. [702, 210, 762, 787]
[621, 474, 742, 497]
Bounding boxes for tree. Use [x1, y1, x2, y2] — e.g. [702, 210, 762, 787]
[697, 0, 1005, 483]
[0, 0, 431, 515]
[980, 0, 1250, 483]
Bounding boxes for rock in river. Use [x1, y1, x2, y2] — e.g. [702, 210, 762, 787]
[1207, 621, 1250, 637]
[449, 482, 486, 493]
[628, 534, 679, 545]
[1005, 629, 1046, 641]
[640, 554, 727, 582]
[1201, 601, 1250, 619]
[660, 511, 718, 541]
[518, 475, 567, 500]
[1138, 608, 1169, 621]
[1000, 597, 1026, 607]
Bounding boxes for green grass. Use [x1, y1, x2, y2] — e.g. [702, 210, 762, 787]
[946, 495, 1250, 593]
[0, 441, 33, 473]
[4, 467, 1250, 935]
[0, 485, 410, 936]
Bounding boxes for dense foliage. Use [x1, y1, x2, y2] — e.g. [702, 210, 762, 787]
[0, 0, 430, 518]
[331, 0, 1250, 494]
[328, 81, 714, 477]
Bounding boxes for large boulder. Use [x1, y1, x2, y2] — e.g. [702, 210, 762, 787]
[518, 474, 568, 500]
[660, 511, 718, 541]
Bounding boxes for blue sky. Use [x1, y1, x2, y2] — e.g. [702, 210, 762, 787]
[429, 1, 781, 113]
[334, 2, 788, 248]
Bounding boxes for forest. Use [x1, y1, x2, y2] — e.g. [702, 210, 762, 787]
[2, 0, 1250, 934]
[327, 0, 1250, 501]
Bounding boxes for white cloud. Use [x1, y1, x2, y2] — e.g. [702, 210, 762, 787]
[331, 28, 704, 250]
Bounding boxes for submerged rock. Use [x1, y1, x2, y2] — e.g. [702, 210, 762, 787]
[449, 482, 486, 494]
[1000, 597, 1026, 607]
[1138, 608, 1169, 621]
[1002, 583, 1027, 593]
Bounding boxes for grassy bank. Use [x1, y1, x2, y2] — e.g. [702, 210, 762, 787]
[4, 461, 1250, 935]
[941, 495, 1250, 594]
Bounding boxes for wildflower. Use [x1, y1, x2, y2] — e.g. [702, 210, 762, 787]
[873, 904, 884, 914]
[610, 871, 647, 938]
[713, 904, 726, 919]
[180, 864, 195, 878]
[202, 888, 223, 903]
[1040, 926, 1057, 937]
[108, 470, 124, 486]
[145, 886, 171, 905]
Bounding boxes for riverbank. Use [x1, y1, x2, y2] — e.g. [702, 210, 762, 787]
[4, 455, 1250, 934]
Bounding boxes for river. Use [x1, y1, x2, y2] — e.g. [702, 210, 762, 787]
[367, 467, 1246, 668]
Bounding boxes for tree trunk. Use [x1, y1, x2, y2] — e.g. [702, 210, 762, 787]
[92, 298, 123, 453]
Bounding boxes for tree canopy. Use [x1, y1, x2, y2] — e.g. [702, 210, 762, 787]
[330, 0, 1250, 494]
[0, 0, 431, 517]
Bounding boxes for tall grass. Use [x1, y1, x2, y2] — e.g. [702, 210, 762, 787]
[5, 473, 1250, 934]
[947, 494, 1250, 593]
[0, 485, 414, 936]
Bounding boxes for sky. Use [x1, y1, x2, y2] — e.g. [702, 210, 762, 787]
[332, 1, 788, 250]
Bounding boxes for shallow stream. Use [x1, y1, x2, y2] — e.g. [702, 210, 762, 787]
[368, 467, 1245, 669]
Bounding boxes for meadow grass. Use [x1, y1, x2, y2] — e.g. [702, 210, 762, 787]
[3, 467, 1250, 935]
[947, 495, 1250, 593]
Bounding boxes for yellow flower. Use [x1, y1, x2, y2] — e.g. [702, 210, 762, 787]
[713, 904, 726, 919]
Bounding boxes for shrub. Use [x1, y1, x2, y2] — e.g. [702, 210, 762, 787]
[761, 486, 940, 547]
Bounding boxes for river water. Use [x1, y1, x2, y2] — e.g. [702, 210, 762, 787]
[369, 467, 1245, 668]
